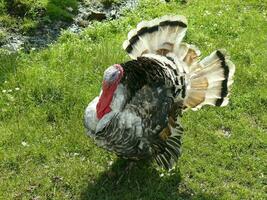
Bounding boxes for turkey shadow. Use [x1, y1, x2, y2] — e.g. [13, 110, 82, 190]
[80, 158, 218, 200]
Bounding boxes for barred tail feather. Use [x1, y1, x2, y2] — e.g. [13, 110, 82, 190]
[123, 15, 188, 59]
[184, 50, 235, 110]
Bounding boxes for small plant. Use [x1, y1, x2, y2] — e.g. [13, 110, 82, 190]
[0, 0, 6, 15]
[0, 14, 18, 28]
[0, 29, 7, 44]
[21, 18, 38, 33]
[46, 0, 78, 21]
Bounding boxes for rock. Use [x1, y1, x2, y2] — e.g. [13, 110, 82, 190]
[51, 175, 63, 183]
[66, 7, 74, 13]
[82, 11, 91, 20]
[68, 24, 81, 33]
[221, 126, 231, 138]
[78, 19, 90, 28]
[78, 5, 87, 13]
[89, 10, 107, 21]
[2, 34, 25, 52]
[110, 10, 118, 19]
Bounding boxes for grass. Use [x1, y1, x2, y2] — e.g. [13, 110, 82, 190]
[0, 0, 266, 199]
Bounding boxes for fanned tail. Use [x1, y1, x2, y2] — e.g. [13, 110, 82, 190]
[183, 50, 235, 110]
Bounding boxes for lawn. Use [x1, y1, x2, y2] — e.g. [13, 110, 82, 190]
[0, 0, 266, 199]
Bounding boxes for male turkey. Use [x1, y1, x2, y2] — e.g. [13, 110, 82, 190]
[84, 16, 235, 169]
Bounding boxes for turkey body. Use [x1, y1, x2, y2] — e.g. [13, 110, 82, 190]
[85, 56, 184, 168]
[84, 15, 235, 169]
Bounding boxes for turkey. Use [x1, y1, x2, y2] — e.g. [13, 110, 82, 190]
[84, 15, 235, 169]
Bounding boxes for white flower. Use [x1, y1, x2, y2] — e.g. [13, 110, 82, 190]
[81, 157, 86, 161]
[7, 89, 12, 93]
[108, 160, 114, 166]
[8, 96, 14, 101]
[21, 141, 29, 147]
[2, 90, 6, 93]
[204, 10, 211, 16]
[15, 87, 20, 91]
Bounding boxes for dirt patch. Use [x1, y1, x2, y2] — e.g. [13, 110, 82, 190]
[0, 0, 138, 52]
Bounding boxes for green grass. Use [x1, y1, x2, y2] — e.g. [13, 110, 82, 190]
[0, 0, 266, 199]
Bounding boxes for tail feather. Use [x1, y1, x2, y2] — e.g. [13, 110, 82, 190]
[165, 43, 201, 74]
[123, 15, 188, 59]
[184, 50, 235, 110]
[174, 43, 201, 66]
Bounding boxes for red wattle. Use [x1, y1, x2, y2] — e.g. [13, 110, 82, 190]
[96, 64, 124, 119]
[96, 85, 114, 119]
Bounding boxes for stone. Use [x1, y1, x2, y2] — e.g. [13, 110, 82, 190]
[66, 7, 74, 13]
[78, 19, 90, 28]
[89, 10, 107, 21]
[82, 11, 91, 20]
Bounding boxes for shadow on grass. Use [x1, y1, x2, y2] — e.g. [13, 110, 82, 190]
[80, 158, 219, 200]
